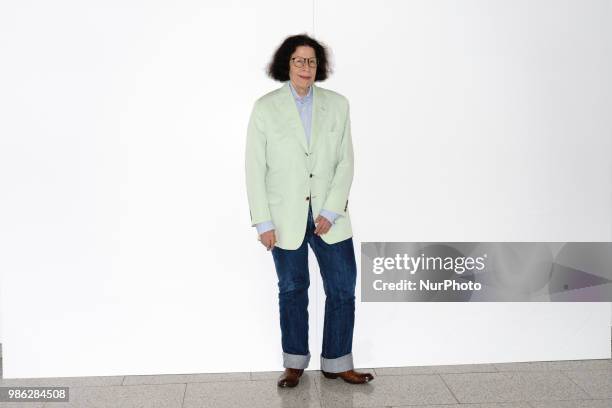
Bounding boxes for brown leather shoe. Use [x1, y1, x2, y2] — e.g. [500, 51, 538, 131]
[277, 368, 304, 387]
[321, 369, 374, 384]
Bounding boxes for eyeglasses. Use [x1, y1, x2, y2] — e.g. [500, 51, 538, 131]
[291, 57, 318, 68]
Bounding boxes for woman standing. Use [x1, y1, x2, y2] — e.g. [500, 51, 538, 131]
[245, 34, 374, 388]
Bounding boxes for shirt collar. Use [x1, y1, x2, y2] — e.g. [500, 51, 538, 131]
[288, 80, 312, 103]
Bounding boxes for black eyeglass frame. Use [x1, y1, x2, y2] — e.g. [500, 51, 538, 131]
[290, 57, 318, 68]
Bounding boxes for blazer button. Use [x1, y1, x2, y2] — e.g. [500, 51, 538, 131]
[306, 196, 310, 201]
[309, 173, 313, 178]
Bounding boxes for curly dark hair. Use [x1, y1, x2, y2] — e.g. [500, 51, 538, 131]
[266, 33, 332, 82]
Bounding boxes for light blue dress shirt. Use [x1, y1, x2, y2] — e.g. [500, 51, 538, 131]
[255, 81, 340, 235]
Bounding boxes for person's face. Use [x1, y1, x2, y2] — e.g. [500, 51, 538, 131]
[288, 45, 316, 92]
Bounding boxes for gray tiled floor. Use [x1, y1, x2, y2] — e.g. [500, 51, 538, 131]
[1, 356, 610, 407]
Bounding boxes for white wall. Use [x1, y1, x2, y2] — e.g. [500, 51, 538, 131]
[0, 0, 610, 378]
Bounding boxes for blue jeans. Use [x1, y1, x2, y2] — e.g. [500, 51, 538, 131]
[271, 202, 357, 373]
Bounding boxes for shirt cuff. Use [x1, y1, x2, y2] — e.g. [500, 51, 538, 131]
[255, 220, 275, 235]
[319, 208, 340, 224]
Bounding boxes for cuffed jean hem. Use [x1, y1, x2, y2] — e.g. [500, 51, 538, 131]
[320, 352, 354, 373]
[283, 352, 311, 369]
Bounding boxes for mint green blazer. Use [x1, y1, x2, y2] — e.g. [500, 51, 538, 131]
[245, 82, 354, 250]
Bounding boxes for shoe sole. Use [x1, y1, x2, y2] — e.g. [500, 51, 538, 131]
[322, 371, 339, 379]
[277, 381, 299, 388]
[322, 371, 373, 384]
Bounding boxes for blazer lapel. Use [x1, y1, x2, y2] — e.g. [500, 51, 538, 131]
[276, 81, 327, 153]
